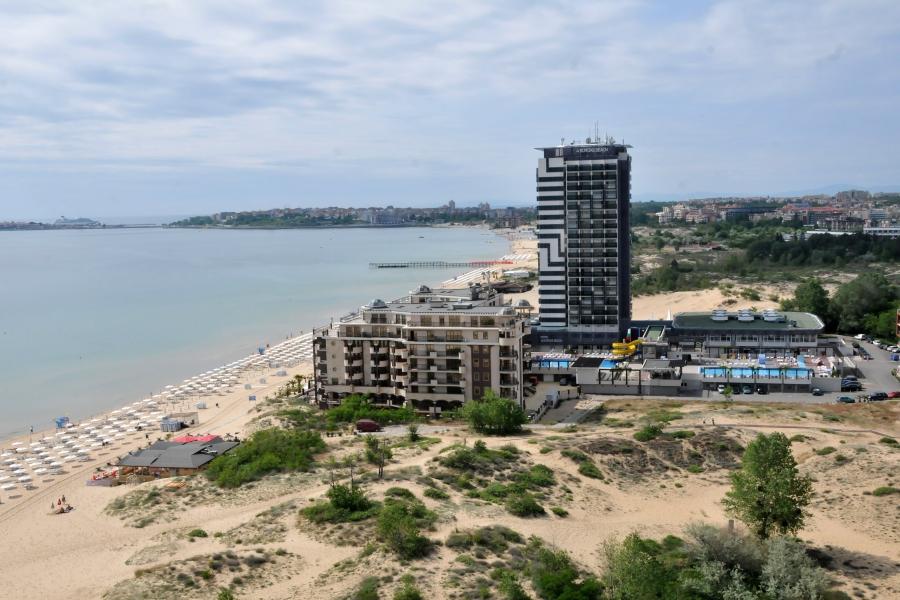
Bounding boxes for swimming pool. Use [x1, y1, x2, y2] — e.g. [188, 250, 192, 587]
[700, 367, 811, 379]
[538, 360, 571, 369]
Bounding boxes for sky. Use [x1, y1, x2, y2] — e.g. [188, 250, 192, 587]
[0, 0, 899, 220]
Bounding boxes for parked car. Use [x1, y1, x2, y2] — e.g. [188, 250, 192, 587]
[854, 333, 866, 340]
[868, 392, 888, 402]
[355, 419, 382, 433]
[837, 396, 855, 404]
[811, 388, 824, 396]
[842, 383, 862, 392]
[756, 386, 766, 395]
[887, 391, 900, 399]
[716, 384, 726, 393]
[741, 385, 753, 395]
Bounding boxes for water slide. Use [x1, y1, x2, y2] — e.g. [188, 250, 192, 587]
[611, 339, 642, 357]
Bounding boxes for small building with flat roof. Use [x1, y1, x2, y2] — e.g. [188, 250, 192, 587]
[117, 436, 238, 477]
[665, 309, 824, 359]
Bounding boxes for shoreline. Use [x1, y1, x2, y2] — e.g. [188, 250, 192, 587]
[0, 227, 521, 446]
[0, 224, 509, 443]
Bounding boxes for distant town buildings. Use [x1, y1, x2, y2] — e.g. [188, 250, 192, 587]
[181, 203, 536, 229]
[655, 190, 900, 232]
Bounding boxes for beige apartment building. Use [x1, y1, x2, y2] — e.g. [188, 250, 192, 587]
[313, 284, 532, 415]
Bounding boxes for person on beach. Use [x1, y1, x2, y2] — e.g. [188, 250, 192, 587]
[61, 494, 66, 503]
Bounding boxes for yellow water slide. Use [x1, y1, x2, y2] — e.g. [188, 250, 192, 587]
[611, 339, 642, 357]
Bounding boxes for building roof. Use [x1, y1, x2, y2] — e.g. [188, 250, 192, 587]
[672, 311, 824, 331]
[118, 437, 238, 470]
[571, 357, 604, 368]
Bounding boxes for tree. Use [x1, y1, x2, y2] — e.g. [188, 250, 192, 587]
[459, 390, 527, 435]
[723, 433, 813, 539]
[781, 278, 830, 320]
[722, 385, 734, 402]
[830, 273, 897, 334]
[601, 533, 685, 599]
[364, 435, 391, 479]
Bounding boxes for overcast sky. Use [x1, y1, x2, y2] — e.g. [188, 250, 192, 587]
[1, 0, 899, 220]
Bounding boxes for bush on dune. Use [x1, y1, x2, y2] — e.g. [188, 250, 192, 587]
[205, 428, 325, 488]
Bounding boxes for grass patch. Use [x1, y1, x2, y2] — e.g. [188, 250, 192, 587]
[671, 430, 695, 439]
[550, 506, 569, 517]
[872, 486, 899, 497]
[815, 447, 837, 456]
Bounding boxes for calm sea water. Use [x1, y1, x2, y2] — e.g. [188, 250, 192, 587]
[0, 226, 504, 438]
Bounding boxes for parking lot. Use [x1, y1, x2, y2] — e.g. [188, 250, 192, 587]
[841, 336, 900, 393]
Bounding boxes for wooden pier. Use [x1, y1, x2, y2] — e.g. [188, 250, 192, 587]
[369, 260, 513, 269]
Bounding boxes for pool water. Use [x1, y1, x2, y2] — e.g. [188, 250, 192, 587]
[700, 367, 811, 379]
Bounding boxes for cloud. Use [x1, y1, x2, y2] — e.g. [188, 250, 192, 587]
[0, 0, 898, 214]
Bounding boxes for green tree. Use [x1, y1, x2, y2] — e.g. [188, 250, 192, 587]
[781, 278, 830, 319]
[723, 433, 813, 539]
[830, 273, 897, 334]
[459, 390, 527, 435]
[601, 533, 685, 599]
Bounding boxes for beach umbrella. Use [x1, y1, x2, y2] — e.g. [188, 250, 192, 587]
[1, 484, 16, 491]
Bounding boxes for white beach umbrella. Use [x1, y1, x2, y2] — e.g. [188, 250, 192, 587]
[1, 483, 16, 491]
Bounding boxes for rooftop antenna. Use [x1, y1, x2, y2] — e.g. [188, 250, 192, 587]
[594, 121, 600, 144]
[560, 137, 565, 146]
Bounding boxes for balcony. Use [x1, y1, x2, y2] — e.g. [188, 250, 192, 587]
[499, 336, 518, 347]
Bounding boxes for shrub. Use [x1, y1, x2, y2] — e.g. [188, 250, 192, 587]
[872, 486, 899, 496]
[789, 434, 807, 443]
[551, 506, 569, 517]
[601, 533, 682, 599]
[578, 461, 603, 479]
[815, 447, 836, 456]
[351, 576, 380, 600]
[205, 428, 325, 488]
[671, 430, 695, 439]
[445, 525, 523, 555]
[506, 493, 544, 517]
[327, 394, 415, 425]
[407, 423, 420, 442]
[686, 464, 703, 474]
[377, 499, 435, 560]
[460, 390, 528, 435]
[385, 487, 415, 500]
[760, 536, 827, 599]
[530, 541, 602, 599]
[634, 424, 664, 442]
[423, 487, 450, 501]
[878, 436, 898, 446]
[561, 448, 590, 463]
[302, 484, 379, 523]
[188, 528, 208, 538]
[394, 579, 424, 600]
[217, 589, 235, 600]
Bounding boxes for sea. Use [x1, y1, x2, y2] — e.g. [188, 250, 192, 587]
[0, 226, 505, 439]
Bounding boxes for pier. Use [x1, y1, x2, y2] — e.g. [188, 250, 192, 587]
[369, 260, 513, 269]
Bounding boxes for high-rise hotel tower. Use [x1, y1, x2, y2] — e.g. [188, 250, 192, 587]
[534, 138, 632, 348]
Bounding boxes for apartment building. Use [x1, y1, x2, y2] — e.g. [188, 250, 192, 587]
[313, 284, 532, 414]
